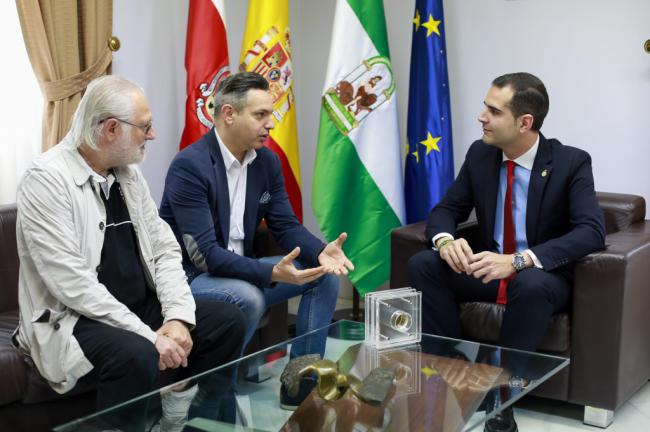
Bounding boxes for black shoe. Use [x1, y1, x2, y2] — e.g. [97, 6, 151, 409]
[484, 407, 518, 432]
[279, 375, 317, 411]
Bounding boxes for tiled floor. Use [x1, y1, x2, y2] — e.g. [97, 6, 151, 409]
[509, 382, 650, 431]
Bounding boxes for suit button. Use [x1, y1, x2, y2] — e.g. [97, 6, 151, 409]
[96, 265, 102, 273]
[53, 323, 60, 330]
[99, 221, 105, 230]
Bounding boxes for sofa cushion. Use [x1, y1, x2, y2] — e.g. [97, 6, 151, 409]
[0, 310, 27, 405]
[459, 302, 570, 353]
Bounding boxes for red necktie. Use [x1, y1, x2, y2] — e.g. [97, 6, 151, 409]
[496, 160, 516, 305]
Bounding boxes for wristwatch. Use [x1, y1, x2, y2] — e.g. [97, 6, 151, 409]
[512, 252, 527, 272]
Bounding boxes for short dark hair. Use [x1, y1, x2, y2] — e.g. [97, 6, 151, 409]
[213, 72, 269, 118]
[492, 72, 549, 131]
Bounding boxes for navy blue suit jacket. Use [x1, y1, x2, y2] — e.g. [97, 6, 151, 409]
[160, 129, 325, 287]
[425, 133, 605, 275]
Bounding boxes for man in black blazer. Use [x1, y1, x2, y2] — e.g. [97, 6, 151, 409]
[408, 72, 605, 432]
[160, 72, 353, 365]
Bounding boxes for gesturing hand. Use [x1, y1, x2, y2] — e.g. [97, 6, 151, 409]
[438, 237, 473, 274]
[271, 247, 328, 285]
[318, 232, 355, 276]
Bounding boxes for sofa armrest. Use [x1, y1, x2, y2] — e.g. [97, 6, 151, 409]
[597, 192, 646, 234]
[390, 222, 428, 288]
[570, 220, 650, 410]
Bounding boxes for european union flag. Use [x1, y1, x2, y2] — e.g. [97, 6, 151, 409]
[405, 0, 454, 224]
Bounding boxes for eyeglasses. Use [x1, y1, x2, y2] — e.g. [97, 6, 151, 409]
[99, 117, 153, 135]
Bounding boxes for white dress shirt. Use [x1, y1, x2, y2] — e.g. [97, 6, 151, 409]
[215, 129, 257, 256]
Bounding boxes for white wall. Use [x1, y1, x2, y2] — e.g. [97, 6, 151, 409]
[112, 0, 416, 237]
[114, 0, 650, 226]
[112, 0, 650, 297]
[112, 0, 414, 297]
[0, 4, 42, 205]
[444, 0, 650, 203]
[113, 0, 188, 204]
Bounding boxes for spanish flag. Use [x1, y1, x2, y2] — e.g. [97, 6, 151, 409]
[240, 0, 302, 222]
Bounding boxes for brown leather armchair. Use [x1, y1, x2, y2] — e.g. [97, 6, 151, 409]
[390, 192, 650, 427]
[0, 203, 288, 431]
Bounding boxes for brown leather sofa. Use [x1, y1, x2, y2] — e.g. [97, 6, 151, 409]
[390, 192, 650, 426]
[0, 203, 288, 431]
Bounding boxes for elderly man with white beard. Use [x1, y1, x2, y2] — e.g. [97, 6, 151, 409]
[13, 75, 245, 429]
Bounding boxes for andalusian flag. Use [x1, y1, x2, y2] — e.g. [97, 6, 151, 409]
[313, 0, 405, 295]
[240, 0, 303, 221]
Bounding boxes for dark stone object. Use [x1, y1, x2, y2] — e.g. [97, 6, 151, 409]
[356, 368, 395, 406]
[280, 354, 321, 398]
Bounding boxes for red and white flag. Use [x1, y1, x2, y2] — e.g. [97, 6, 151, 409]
[179, 0, 230, 150]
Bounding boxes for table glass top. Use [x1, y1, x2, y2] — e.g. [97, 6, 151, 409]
[55, 320, 568, 431]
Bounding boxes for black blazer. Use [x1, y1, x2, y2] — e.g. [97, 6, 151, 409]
[425, 133, 605, 273]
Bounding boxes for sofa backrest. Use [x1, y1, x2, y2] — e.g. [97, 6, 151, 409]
[596, 192, 646, 235]
[0, 204, 18, 313]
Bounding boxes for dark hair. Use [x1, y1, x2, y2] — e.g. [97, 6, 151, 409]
[492, 72, 549, 131]
[213, 72, 269, 118]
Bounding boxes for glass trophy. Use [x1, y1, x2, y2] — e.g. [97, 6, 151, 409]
[364, 287, 421, 349]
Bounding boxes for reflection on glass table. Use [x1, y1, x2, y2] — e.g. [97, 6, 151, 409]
[55, 320, 568, 431]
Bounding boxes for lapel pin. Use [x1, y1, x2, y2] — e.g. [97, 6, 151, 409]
[541, 169, 548, 177]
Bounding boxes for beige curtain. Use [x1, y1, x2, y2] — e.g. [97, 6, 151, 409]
[15, 0, 113, 151]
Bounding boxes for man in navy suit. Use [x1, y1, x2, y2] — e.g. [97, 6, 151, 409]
[408, 73, 605, 432]
[160, 72, 353, 363]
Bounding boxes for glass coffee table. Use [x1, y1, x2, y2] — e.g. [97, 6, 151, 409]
[55, 320, 568, 431]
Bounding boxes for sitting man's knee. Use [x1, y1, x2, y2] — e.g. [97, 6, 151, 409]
[114, 336, 159, 378]
[320, 273, 340, 298]
[509, 270, 553, 302]
[198, 300, 247, 332]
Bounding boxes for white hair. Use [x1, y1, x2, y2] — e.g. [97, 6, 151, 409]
[68, 75, 143, 150]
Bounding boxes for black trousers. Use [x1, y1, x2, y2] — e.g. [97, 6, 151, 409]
[73, 297, 245, 429]
[407, 250, 571, 352]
